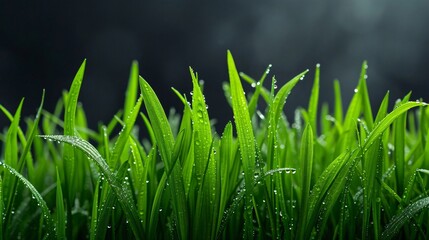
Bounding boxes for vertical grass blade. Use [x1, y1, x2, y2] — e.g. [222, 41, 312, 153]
[124, 60, 139, 121]
[297, 124, 314, 240]
[63, 59, 86, 199]
[189, 67, 217, 239]
[139, 77, 189, 240]
[90, 180, 100, 240]
[56, 168, 66, 240]
[358, 61, 374, 130]
[333, 80, 344, 125]
[227, 50, 256, 239]
[308, 64, 320, 133]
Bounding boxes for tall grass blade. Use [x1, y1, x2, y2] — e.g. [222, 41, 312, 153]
[124, 61, 139, 121]
[63, 60, 86, 204]
[297, 124, 314, 240]
[227, 50, 256, 239]
[139, 77, 189, 240]
[90, 180, 100, 240]
[189, 67, 217, 239]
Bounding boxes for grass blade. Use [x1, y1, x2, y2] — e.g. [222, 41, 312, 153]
[55, 168, 66, 240]
[139, 77, 189, 240]
[63, 60, 86, 204]
[124, 61, 139, 121]
[363, 101, 427, 151]
[37, 135, 144, 239]
[0, 162, 55, 239]
[308, 64, 320, 133]
[109, 94, 143, 168]
[381, 196, 429, 240]
[297, 124, 314, 240]
[227, 50, 256, 239]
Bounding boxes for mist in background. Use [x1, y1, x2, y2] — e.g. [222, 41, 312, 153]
[1, 1, 428, 131]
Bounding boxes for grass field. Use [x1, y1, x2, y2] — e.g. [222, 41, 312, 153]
[1, 51, 428, 239]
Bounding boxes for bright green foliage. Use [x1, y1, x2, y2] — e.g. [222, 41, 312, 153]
[0, 52, 428, 240]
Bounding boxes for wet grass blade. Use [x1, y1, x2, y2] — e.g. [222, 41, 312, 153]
[139, 77, 189, 240]
[308, 64, 320, 133]
[37, 135, 144, 239]
[63, 60, 86, 204]
[381, 196, 429, 240]
[109, 94, 143, 167]
[0, 162, 56, 239]
[297, 124, 314, 240]
[123, 61, 139, 121]
[189, 67, 217, 239]
[363, 101, 427, 151]
[333, 80, 344, 125]
[3, 99, 24, 227]
[227, 50, 256, 239]
[358, 61, 374, 130]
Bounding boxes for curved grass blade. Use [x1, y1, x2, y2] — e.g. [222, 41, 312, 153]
[363, 101, 427, 151]
[247, 64, 272, 117]
[306, 151, 352, 235]
[110, 94, 143, 167]
[381, 196, 429, 240]
[266, 69, 308, 171]
[3, 91, 45, 227]
[227, 50, 256, 239]
[37, 135, 144, 239]
[0, 162, 55, 239]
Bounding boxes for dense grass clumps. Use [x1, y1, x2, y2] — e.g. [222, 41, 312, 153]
[0, 51, 428, 239]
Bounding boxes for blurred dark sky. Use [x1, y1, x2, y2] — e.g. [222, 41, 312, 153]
[1, 1, 428, 132]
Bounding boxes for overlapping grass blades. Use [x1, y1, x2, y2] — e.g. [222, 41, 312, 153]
[0, 52, 428, 239]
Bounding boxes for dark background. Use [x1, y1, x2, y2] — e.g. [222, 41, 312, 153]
[1, 1, 428, 133]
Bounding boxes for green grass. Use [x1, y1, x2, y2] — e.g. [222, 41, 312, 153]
[1, 51, 428, 239]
